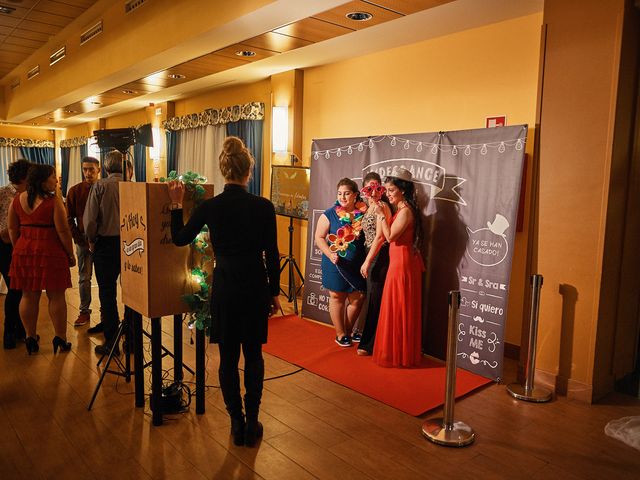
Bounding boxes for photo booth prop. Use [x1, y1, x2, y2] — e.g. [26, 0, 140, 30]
[120, 182, 214, 318]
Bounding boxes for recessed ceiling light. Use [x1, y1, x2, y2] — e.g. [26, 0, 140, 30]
[167, 73, 186, 79]
[90, 101, 102, 105]
[346, 11, 373, 21]
[64, 110, 77, 114]
[235, 50, 256, 57]
[0, 5, 16, 14]
[122, 89, 137, 94]
[31, 122, 37, 126]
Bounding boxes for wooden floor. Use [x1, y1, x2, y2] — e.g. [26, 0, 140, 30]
[1, 275, 639, 480]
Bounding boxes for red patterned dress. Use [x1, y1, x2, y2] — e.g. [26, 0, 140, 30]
[9, 195, 71, 291]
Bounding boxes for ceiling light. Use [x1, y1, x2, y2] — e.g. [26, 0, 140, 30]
[346, 11, 373, 21]
[64, 110, 77, 114]
[90, 101, 102, 105]
[122, 89, 137, 94]
[0, 5, 16, 14]
[167, 73, 186, 79]
[235, 50, 256, 57]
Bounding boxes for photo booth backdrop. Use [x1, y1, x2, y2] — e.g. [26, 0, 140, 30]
[302, 125, 527, 381]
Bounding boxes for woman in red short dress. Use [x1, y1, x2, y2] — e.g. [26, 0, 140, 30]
[8, 164, 75, 355]
[373, 168, 424, 368]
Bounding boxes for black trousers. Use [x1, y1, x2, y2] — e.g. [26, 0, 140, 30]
[218, 342, 264, 420]
[0, 240, 24, 340]
[359, 244, 389, 353]
[92, 236, 120, 342]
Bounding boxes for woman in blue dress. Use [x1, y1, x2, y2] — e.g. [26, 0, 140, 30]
[314, 178, 367, 347]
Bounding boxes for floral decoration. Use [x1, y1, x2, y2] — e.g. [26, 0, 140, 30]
[328, 201, 367, 256]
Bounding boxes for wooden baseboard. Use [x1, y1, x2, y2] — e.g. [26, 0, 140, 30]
[533, 368, 593, 403]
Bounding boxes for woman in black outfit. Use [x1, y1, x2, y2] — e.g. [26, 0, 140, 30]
[167, 136, 281, 447]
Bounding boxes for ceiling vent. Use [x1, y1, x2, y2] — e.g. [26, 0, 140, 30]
[125, 0, 147, 14]
[10, 78, 19, 90]
[49, 46, 66, 66]
[80, 20, 103, 45]
[27, 65, 40, 80]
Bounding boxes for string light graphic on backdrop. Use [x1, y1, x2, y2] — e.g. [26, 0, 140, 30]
[313, 134, 526, 160]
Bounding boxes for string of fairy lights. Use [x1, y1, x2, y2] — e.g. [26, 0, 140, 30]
[312, 133, 526, 160]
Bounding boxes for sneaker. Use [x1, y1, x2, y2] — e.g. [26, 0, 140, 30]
[74, 313, 90, 327]
[351, 332, 362, 343]
[335, 335, 352, 347]
[87, 322, 104, 334]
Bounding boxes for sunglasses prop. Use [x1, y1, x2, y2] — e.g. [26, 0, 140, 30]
[360, 182, 386, 198]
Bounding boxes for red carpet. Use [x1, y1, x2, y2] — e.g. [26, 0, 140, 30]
[264, 314, 491, 416]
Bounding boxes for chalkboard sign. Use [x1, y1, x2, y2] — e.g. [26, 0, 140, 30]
[270, 165, 310, 220]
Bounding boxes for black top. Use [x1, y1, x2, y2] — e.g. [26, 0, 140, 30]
[171, 183, 280, 343]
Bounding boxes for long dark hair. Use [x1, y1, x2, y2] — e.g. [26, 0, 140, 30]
[385, 176, 423, 253]
[26, 164, 55, 209]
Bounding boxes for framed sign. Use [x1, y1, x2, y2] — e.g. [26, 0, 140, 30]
[270, 165, 310, 220]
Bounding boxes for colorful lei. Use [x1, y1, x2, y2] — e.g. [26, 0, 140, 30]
[328, 201, 367, 257]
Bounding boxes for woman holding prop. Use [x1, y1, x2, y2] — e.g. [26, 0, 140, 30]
[314, 178, 367, 347]
[373, 168, 424, 367]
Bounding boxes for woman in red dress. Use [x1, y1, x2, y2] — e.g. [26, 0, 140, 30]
[373, 168, 424, 367]
[8, 164, 75, 354]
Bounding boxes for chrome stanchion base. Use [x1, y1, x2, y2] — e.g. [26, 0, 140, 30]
[506, 383, 552, 402]
[421, 419, 475, 447]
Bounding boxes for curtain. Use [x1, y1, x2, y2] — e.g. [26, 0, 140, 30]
[226, 120, 263, 196]
[61, 147, 71, 195]
[19, 146, 54, 166]
[166, 130, 177, 176]
[134, 143, 146, 182]
[0, 146, 21, 186]
[176, 124, 226, 195]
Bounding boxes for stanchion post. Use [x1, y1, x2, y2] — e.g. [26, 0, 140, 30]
[422, 290, 475, 447]
[507, 274, 552, 402]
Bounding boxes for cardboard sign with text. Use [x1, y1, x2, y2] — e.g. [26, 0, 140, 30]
[120, 182, 214, 318]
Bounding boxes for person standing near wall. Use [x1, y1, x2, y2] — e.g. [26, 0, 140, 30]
[83, 151, 124, 354]
[0, 159, 30, 349]
[66, 156, 100, 327]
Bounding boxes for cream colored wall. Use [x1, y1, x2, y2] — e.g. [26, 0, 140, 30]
[0, 125, 54, 141]
[301, 13, 542, 347]
[536, 0, 625, 396]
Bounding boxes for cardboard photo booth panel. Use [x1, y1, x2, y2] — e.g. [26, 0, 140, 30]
[119, 182, 214, 318]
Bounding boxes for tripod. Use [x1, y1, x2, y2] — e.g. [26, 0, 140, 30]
[279, 216, 304, 314]
[87, 309, 195, 410]
[87, 308, 132, 410]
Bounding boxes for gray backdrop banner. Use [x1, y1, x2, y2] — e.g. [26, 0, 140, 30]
[302, 125, 527, 381]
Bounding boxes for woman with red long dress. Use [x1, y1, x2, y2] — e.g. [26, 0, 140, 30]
[373, 168, 424, 368]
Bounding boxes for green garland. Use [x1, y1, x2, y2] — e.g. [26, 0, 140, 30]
[161, 170, 212, 332]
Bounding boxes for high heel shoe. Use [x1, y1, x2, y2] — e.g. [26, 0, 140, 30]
[244, 419, 263, 447]
[25, 336, 39, 355]
[230, 416, 245, 446]
[52, 336, 71, 354]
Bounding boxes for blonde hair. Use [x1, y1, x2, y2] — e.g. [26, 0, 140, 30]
[219, 136, 254, 182]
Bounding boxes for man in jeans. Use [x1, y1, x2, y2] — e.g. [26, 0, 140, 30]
[66, 156, 100, 327]
[84, 151, 124, 355]
[0, 159, 30, 349]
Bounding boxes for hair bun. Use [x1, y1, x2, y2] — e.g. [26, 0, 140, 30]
[223, 136, 244, 157]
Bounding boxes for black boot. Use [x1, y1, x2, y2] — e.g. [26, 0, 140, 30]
[244, 416, 263, 447]
[230, 415, 245, 446]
